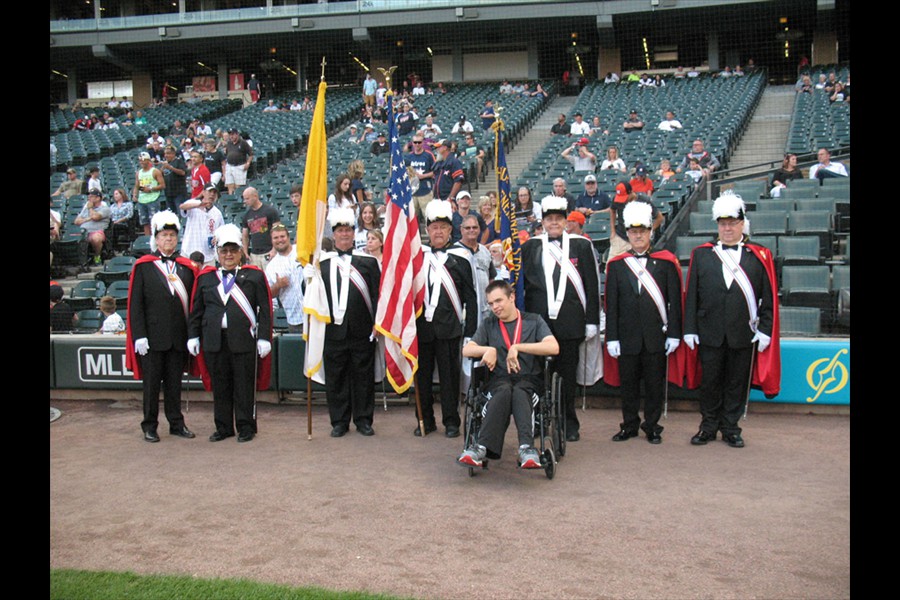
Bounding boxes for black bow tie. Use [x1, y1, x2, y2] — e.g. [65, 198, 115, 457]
[548, 236, 562, 243]
[337, 249, 353, 257]
[631, 251, 648, 258]
[223, 269, 236, 277]
[159, 256, 173, 263]
[721, 244, 740, 251]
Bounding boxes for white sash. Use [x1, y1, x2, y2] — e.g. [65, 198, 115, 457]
[328, 254, 374, 325]
[153, 259, 189, 319]
[712, 243, 759, 332]
[449, 244, 484, 327]
[424, 249, 463, 323]
[218, 269, 258, 337]
[623, 255, 669, 333]
[540, 234, 587, 320]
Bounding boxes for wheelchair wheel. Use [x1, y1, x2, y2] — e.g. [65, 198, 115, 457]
[552, 371, 566, 458]
[541, 446, 556, 480]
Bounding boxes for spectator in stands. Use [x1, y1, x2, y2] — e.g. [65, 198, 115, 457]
[133, 152, 165, 236]
[657, 110, 683, 132]
[639, 73, 654, 87]
[240, 187, 282, 268]
[574, 174, 611, 218]
[365, 229, 384, 265]
[530, 83, 549, 99]
[344, 124, 361, 144]
[432, 139, 465, 203]
[600, 146, 627, 173]
[623, 109, 644, 133]
[224, 128, 253, 195]
[451, 114, 474, 134]
[687, 67, 700, 78]
[770, 153, 802, 197]
[203, 139, 225, 189]
[179, 184, 223, 268]
[247, 74, 260, 103]
[158, 145, 188, 213]
[120, 97, 132, 109]
[630, 165, 654, 195]
[461, 133, 486, 181]
[677, 139, 720, 176]
[608, 182, 663, 257]
[146, 140, 164, 163]
[328, 175, 357, 223]
[109, 188, 134, 249]
[809, 148, 848, 181]
[75, 189, 111, 265]
[797, 75, 813, 94]
[196, 120, 212, 137]
[99, 295, 125, 335]
[570, 112, 591, 136]
[684, 158, 704, 184]
[551, 113, 568, 135]
[657, 159, 675, 182]
[134, 110, 147, 126]
[50, 198, 62, 242]
[412, 80, 426, 96]
[733, 65, 745, 77]
[50, 284, 76, 333]
[84, 166, 102, 195]
[499, 80, 513, 94]
[52, 168, 83, 199]
[355, 202, 379, 251]
[674, 67, 686, 79]
[396, 102, 419, 136]
[451, 191, 486, 243]
[824, 72, 838, 95]
[362, 123, 378, 143]
[830, 82, 846, 103]
[419, 115, 442, 139]
[566, 211, 587, 237]
[263, 99, 279, 113]
[480, 99, 496, 130]
[479, 195, 499, 245]
[265, 223, 305, 334]
[590, 116, 609, 137]
[562, 138, 597, 172]
[370, 132, 390, 156]
[513, 186, 541, 232]
[347, 160, 369, 206]
[604, 72, 620, 84]
[719, 66, 733, 78]
[552, 177, 577, 212]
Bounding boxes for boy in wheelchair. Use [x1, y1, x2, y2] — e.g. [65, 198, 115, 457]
[458, 280, 559, 469]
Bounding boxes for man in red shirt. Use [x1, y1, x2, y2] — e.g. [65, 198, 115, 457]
[189, 150, 210, 199]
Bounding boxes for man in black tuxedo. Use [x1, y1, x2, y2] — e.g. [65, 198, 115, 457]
[683, 194, 778, 448]
[319, 208, 381, 437]
[604, 201, 683, 444]
[126, 210, 198, 442]
[520, 195, 601, 441]
[415, 200, 478, 438]
[188, 223, 273, 443]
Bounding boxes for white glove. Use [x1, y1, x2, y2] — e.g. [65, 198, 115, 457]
[752, 331, 771, 353]
[665, 337, 680, 356]
[606, 340, 621, 358]
[134, 338, 149, 356]
[257, 339, 272, 358]
[302, 263, 316, 279]
[683, 334, 699, 350]
[584, 324, 598, 340]
[187, 338, 200, 356]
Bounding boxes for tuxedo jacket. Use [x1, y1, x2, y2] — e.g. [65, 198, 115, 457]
[320, 251, 381, 341]
[521, 234, 600, 341]
[605, 250, 683, 355]
[188, 266, 273, 353]
[128, 252, 196, 352]
[683, 242, 774, 349]
[416, 246, 478, 342]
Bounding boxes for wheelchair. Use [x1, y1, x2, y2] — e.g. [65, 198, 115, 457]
[461, 357, 565, 479]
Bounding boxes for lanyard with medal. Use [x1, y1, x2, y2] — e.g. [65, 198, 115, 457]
[499, 310, 523, 350]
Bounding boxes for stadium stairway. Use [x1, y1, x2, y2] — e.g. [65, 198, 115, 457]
[726, 84, 795, 175]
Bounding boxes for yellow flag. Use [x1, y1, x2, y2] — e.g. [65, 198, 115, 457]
[296, 80, 328, 267]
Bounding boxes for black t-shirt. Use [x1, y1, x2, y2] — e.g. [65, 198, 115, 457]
[204, 149, 225, 175]
[161, 156, 187, 197]
[241, 203, 281, 254]
[50, 302, 76, 332]
[471, 311, 553, 385]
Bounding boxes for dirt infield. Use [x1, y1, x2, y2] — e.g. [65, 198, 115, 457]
[50, 399, 849, 600]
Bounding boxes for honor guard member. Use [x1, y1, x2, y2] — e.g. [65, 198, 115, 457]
[603, 202, 684, 444]
[415, 200, 478, 437]
[683, 193, 780, 448]
[187, 224, 273, 443]
[319, 208, 381, 437]
[126, 211, 198, 442]
[520, 195, 601, 441]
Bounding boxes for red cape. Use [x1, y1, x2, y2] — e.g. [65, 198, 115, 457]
[683, 242, 781, 397]
[125, 254, 201, 380]
[190, 265, 273, 392]
[602, 249, 687, 387]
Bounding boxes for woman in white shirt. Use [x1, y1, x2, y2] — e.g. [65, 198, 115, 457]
[600, 146, 627, 173]
[354, 202, 379, 250]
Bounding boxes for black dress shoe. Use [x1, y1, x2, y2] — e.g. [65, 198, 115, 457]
[237, 431, 255, 443]
[690, 430, 715, 445]
[722, 433, 745, 448]
[170, 426, 196, 439]
[413, 423, 437, 437]
[356, 424, 375, 436]
[445, 426, 460, 438]
[143, 430, 160, 443]
[209, 431, 234, 442]
[611, 429, 638, 442]
[330, 425, 349, 438]
[566, 431, 581, 442]
[646, 431, 662, 444]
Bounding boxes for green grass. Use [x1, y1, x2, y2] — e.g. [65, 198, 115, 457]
[50, 569, 410, 600]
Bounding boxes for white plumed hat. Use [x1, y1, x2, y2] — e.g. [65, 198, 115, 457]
[149, 210, 180, 252]
[328, 207, 356, 230]
[540, 195, 568, 216]
[425, 200, 453, 225]
[711, 191, 746, 221]
[622, 200, 653, 229]
[214, 223, 243, 247]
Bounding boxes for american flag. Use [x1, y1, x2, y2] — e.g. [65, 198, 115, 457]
[374, 94, 425, 394]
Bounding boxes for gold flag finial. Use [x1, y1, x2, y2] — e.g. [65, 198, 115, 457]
[377, 66, 398, 90]
[320, 56, 327, 81]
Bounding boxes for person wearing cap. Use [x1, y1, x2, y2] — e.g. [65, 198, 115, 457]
[550, 113, 568, 136]
[345, 124, 361, 144]
[603, 201, 683, 445]
[52, 168, 83, 199]
[566, 211, 587, 236]
[657, 110, 683, 132]
[316, 208, 381, 437]
[449, 190, 485, 243]
[133, 151, 166, 236]
[404, 132, 436, 220]
[569, 112, 591, 137]
[683, 193, 780, 449]
[362, 123, 378, 143]
[629, 165, 654, 195]
[451, 114, 473, 134]
[126, 211, 199, 443]
[480, 99, 496, 131]
[86, 166, 103, 195]
[676, 139, 720, 175]
[146, 130, 165, 147]
[574, 174, 611, 217]
[370, 132, 390, 156]
[240, 187, 282, 269]
[415, 200, 478, 438]
[187, 223, 273, 443]
[623, 109, 644, 133]
[609, 182, 663, 257]
[74, 189, 112, 265]
[521, 196, 601, 441]
[179, 183, 224, 268]
[561, 138, 597, 172]
[224, 128, 253, 195]
[432, 139, 466, 204]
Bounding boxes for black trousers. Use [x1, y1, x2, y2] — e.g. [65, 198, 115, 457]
[555, 337, 584, 434]
[140, 349, 187, 433]
[416, 336, 461, 428]
[477, 377, 540, 457]
[618, 350, 666, 434]
[698, 344, 753, 436]
[324, 336, 375, 429]
[206, 335, 257, 436]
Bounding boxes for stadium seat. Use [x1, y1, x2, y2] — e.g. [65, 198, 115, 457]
[779, 307, 822, 336]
